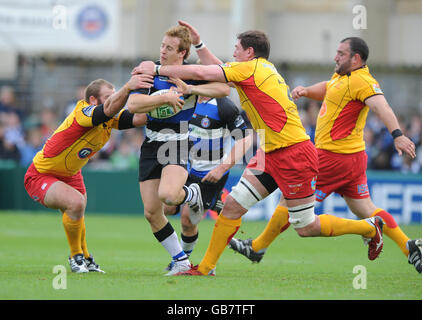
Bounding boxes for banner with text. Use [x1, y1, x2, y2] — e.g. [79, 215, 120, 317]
[222, 170, 422, 224]
[0, 0, 119, 55]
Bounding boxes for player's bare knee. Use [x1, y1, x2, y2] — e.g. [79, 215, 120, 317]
[66, 196, 86, 217]
[158, 190, 179, 206]
[143, 210, 155, 223]
[220, 195, 247, 219]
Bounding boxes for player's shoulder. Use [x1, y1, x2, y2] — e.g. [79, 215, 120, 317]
[350, 65, 383, 94]
[219, 60, 249, 70]
[73, 99, 93, 116]
[350, 65, 378, 84]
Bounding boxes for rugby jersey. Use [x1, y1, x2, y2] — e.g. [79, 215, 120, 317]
[130, 62, 206, 142]
[33, 100, 128, 176]
[220, 58, 309, 152]
[188, 97, 248, 178]
[315, 65, 383, 153]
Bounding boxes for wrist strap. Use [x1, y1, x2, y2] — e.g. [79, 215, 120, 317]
[155, 65, 161, 76]
[391, 129, 403, 139]
[194, 41, 205, 50]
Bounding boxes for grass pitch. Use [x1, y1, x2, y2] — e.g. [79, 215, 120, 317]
[1, 210, 421, 300]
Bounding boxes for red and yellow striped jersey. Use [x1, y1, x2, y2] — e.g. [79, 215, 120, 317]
[315, 65, 383, 154]
[220, 58, 309, 153]
[33, 100, 124, 176]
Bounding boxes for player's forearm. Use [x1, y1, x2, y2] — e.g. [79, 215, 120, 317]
[196, 46, 223, 65]
[159, 64, 225, 82]
[103, 84, 131, 117]
[220, 134, 253, 170]
[304, 81, 327, 101]
[127, 94, 169, 113]
[190, 82, 230, 98]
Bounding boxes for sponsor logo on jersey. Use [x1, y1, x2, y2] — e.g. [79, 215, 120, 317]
[372, 83, 383, 94]
[82, 105, 96, 117]
[78, 148, 93, 159]
[319, 101, 327, 117]
[234, 115, 245, 128]
[220, 63, 231, 68]
[311, 177, 317, 190]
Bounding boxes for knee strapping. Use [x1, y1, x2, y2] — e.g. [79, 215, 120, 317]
[288, 203, 316, 228]
[229, 177, 263, 210]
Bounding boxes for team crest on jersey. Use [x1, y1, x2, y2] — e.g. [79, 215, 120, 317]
[78, 148, 93, 159]
[201, 117, 211, 128]
[234, 115, 245, 127]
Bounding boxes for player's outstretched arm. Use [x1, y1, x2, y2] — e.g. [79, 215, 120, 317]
[103, 74, 153, 117]
[178, 20, 223, 65]
[365, 94, 416, 158]
[132, 61, 226, 83]
[291, 81, 327, 101]
[169, 77, 230, 98]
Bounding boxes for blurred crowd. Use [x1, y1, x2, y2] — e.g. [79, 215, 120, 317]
[1, 85, 421, 173]
[0, 85, 144, 171]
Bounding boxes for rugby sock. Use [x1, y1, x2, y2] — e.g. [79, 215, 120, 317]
[371, 208, 410, 256]
[80, 217, 90, 258]
[252, 205, 290, 252]
[62, 212, 83, 257]
[182, 185, 194, 203]
[319, 214, 376, 238]
[153, 222, 189, 262]
[198, 214, 241, 275]
[181, 233, 199, 257]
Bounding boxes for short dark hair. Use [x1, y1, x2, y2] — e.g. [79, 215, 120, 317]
[237, 30, 270, 59]
[84, 79, 114, 102]
[341, 37, 369, 62]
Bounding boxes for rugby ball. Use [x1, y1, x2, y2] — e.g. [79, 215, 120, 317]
[147, 89, 184, 119]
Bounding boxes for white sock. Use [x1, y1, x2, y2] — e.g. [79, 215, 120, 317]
[153, 222, 189, 262]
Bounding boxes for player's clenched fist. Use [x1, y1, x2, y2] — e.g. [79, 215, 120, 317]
[291, 86, 308, 100]
[132, 61, 156, 76]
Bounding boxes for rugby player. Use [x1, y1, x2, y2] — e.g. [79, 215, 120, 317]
[24, 75, 153, 273]
[133, 30, 388, 276]
[126, 25, 230, 275]
[229, 37, 421, 274]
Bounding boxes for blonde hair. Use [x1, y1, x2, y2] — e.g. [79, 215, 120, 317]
[165, 25, 192, 59]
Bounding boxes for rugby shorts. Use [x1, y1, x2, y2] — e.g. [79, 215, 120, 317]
[246, 140, 318, 200]
[138, 138, 191, 182]
[24, 163, 86, 206]
[315, 149, 370, 201]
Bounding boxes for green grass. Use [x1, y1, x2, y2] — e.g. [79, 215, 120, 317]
[0, 210, 421, 300]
